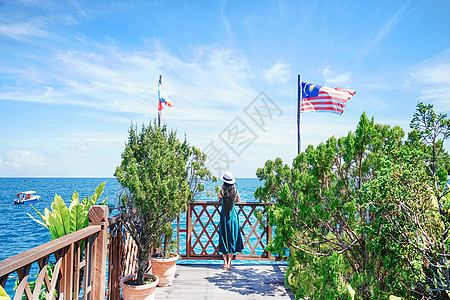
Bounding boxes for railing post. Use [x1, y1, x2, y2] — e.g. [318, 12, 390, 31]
[266, 205, 273, 260]
[177, 214, 180, 256]
[186, 203, 192, 258]
[60, 244, 74, 299]
[107, 217, 123, 300]
[267, 225, 273, 260]
[88, 205, 109, 300]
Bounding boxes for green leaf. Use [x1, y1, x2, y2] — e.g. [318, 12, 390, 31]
[91, 182, 105, 203]
[347, 284, 355, 300]
[44, 208, 51, 225]
[50, 194, 71, 236]
[69, 204, 85, 232]
[47, 217, 61, 240]
[26, 212, 47, 228]
[69, 190, 79, 211]
[28, 204, 49, 228]
[81, 195, 89, 207]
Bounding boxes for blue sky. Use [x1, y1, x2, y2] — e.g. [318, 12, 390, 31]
[1, 0, 450, 178]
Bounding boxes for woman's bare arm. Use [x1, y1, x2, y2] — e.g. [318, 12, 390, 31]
[235, 190, 240, 202]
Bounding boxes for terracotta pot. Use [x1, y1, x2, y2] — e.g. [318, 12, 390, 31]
[150, 253, 179, 287]
[120, 273, 159, 300]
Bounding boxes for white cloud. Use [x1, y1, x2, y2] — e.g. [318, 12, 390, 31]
[408, 49, 450, 111]
[319, 64, 352, 86]
[4, 150, 46, 168]
[0, 44, 258, 124]
[41, 140, 91, 165]
[0, 18, 51, 41]
[264, 62, 292, 85]
[220, 0, 233, 44]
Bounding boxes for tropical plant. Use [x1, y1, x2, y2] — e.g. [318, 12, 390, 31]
[114, 120, 214, 286]
[255, 104, 450, 299]
[28, 182, 108, 239]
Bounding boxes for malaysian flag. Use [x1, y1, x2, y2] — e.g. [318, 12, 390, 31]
[158, 81, 174, 111]
[301, 82, 355, 115]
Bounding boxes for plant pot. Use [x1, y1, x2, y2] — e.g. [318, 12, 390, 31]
[120, 273, 159, 300]
[150, 253, 179, 287]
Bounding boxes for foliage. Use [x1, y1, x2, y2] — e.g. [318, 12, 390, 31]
[255, 103, 450, 299]
[28, 182, 108, 239]
[114, 120, 214, 285]
[286, 249, 350, 299]
[186, 145, 217, 199]
[409, 102, 450, 216]
[410, 102, 450, 176]
[404, 102, 450, 298]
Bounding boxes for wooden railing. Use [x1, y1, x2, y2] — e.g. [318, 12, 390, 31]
[0, 205, 108, 300]
[0, 201, 274, 299]
[178, 201, 273, 260]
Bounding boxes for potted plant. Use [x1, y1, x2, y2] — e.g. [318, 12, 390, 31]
[115, 120, 214, 295]
[149, 223, 179, 287]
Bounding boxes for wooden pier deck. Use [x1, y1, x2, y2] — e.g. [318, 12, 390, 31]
[155, 263, 294, 299]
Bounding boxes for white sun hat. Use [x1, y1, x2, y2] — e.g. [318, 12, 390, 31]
[220, 171, 236, 184]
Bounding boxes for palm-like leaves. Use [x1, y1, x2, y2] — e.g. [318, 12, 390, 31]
[27, 182, 108, 240]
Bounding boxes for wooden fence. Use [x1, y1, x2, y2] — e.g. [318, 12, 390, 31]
[0, 201, 274, 299]
[179, 201, 273, 260]
[0, 205, 108, 300]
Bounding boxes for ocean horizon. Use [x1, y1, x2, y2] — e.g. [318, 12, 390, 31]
[0, 177, 262, 262]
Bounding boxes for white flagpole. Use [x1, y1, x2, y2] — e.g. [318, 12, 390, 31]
[297, 75, 302, 155]
[158, 75, 162, 128]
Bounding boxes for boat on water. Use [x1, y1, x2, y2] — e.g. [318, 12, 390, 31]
[14, 191, 41, 204]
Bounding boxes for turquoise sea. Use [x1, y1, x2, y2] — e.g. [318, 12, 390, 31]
[0, 177, 265, 262]
[0, 178, 121, 262]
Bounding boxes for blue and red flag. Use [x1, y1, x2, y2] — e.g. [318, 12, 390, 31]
[301, 82, 355, 115]
[158, 81, 174, 111]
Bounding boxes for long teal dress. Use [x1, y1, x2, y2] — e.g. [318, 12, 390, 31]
[218, 190, 244, 254]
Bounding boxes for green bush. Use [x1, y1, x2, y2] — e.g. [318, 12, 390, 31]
[255, 103, 450, 299]
[114, 120, 214, 285]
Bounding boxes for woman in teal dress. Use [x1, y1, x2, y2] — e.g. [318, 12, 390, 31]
[218, 171, 244, 270]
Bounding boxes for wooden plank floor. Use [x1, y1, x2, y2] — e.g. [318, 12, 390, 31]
[155, 263, 295, 299]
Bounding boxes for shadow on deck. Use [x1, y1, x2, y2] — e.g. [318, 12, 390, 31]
[155, 263, 295, 299]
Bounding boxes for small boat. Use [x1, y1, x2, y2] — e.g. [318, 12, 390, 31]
[14, 191, 41, 204]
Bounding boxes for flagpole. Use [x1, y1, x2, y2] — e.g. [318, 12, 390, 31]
[297, 74, 302, 155]
[158, 75, 162, 128]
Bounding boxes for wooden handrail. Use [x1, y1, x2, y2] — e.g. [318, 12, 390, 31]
[0, 205, 109, 300]
[0, 225, 101, 278]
